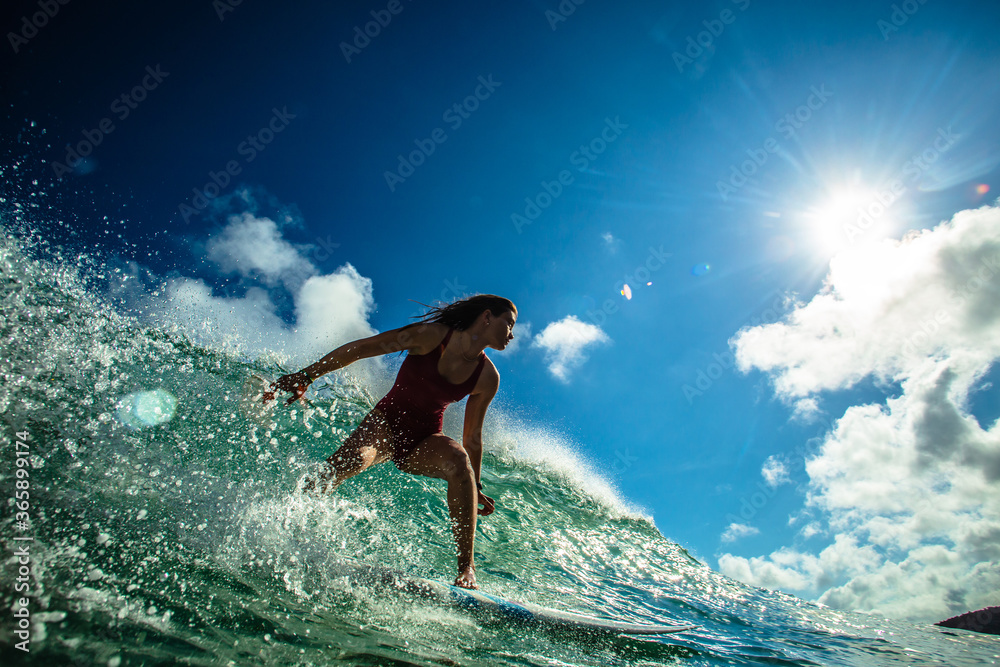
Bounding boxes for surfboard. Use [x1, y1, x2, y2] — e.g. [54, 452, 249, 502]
[349, 564, 696, 635]
[407, 576, 697, 635]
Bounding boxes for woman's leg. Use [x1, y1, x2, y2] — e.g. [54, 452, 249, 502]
[395, 434, 479, 588]
[302, 410, 393, 494]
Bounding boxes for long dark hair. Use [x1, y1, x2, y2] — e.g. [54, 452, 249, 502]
[409, 294, 517, 331]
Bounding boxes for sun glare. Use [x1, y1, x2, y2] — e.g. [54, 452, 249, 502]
[806, 187, 897, 257]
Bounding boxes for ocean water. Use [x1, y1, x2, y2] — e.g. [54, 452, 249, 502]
[1, 223, 998, 666]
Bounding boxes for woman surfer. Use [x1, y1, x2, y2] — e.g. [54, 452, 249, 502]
[268, 294, 517, 589]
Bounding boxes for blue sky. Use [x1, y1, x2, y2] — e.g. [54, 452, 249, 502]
[4, 0, 999, 621]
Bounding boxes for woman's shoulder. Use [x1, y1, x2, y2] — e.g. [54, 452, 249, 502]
[398, 322, 450, 354]
[475, 355, 499, 393]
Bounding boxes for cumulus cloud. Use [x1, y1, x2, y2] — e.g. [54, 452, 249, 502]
[532, 316, 610, 381]
[791, 397, 821, 422]
[719, 205, 1000, 622]
[720, 534, 882, 592]
[761, 456, 791, 488]
[732, 205, 1000, 396]
[721, 522, 760, 543]
[292, 267, 376, 364]
[125, 209, 376, 371]
[143, 265, 376, 369]
[206, 212, 317, 290]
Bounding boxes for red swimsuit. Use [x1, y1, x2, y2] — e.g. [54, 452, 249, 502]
[374, 329, 486, 464]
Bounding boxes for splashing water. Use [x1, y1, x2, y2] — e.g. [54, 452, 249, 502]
[0, 222, 996, 666]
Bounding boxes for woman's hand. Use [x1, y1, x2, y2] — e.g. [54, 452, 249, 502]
[268, 371, 312, 405]
[477, 491, 495, 516]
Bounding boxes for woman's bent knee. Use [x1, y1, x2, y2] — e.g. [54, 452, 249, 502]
[441, 445, 473, 480]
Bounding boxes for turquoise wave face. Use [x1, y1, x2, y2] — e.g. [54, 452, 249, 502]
[1, 230, 996, 666]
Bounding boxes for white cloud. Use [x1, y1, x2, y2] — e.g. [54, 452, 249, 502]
[798, 522, 823, 540]
[792, 397, 821, 422]
[206, 212, 317, 290]
[721, 522, 760, 543]
[142, 265, 376, 370]
[720, 205, 1000, 622]
[291, 266, 376, 365]
[732, 205, 1000, 397]
[761, 455, 791, 488]
[532, 316, 610, 381]
[720, 534, 882, 593]
[129, 212, 377, 371]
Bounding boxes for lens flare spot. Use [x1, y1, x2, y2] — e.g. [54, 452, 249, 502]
[621, 284, 632, 300]
[976, 184, 990, 195]
[116, 389, 178, 429]
[691, 263, 711, 276]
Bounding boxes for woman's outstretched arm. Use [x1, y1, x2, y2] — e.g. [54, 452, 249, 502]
[271, 324, 441, 404]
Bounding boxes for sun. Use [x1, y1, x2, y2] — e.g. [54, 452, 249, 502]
[804, 186, 897, 256]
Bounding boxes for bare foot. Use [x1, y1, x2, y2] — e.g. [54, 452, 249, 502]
[454, 566, 477, 590]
